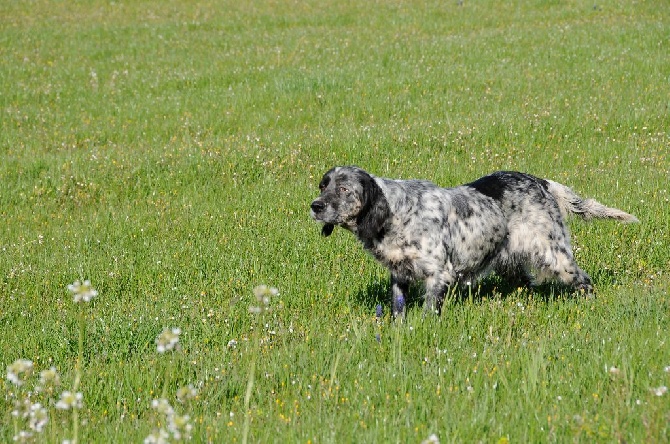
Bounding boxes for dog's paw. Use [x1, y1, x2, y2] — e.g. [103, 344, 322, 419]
[576, 283, 595, 298]
[392, 295, 406, 319]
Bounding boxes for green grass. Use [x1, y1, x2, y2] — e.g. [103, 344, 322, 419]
[1, 0, 669, 442]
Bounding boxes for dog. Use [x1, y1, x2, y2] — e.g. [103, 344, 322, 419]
[310, 166, 638, 316]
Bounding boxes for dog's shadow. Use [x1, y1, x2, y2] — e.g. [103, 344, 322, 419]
[354, 275, 572, 314]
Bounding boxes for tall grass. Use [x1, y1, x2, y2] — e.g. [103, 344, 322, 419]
[1, 0, 669, 442]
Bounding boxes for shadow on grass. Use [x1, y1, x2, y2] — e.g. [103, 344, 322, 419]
[352, 278, 425, 313]
[353, 275, 580, 314]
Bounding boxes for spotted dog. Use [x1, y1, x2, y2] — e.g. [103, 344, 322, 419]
[310, 166, 638, 316]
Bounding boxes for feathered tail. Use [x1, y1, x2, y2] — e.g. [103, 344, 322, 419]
[546, 180, 639, 223]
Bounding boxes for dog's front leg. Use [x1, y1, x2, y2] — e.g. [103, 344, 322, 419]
[424, 277, 449, 316]
[391, 276, 409, 318]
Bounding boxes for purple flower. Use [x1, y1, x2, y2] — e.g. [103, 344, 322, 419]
[375, 304, 383, 319]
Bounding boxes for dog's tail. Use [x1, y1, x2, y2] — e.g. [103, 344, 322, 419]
[546, 180, 639, 223]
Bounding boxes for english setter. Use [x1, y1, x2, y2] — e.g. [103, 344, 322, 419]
[310, 166, 637, 316]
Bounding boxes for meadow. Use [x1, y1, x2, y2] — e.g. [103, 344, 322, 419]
[1, 0, 669, 442]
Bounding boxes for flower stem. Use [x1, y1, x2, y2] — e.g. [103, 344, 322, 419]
[242, 356, 256, 444]
[13, 414, 19, 442]
[161, 358, 174, 399]
[71, 306, 86, 444]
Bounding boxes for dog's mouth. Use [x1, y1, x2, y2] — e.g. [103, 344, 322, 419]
[311, 200, 335, 237]
[321, 223, 334, 237]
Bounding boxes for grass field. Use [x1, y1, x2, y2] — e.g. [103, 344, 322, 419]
[1, 0, 669, 442]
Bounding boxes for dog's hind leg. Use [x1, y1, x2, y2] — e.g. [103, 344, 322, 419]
[495, 260, 534, 289]
[534, 248, 594, 295]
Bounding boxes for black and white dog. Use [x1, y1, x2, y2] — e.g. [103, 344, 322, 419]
[310, 166, 638, 316]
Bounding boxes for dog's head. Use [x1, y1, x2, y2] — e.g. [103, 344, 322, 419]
[310, 166, 389, 240]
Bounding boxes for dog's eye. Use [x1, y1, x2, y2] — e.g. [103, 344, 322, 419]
[339, 186, 348, 194]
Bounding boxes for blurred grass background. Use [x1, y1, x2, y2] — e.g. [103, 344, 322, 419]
[1, 0, 668, 442]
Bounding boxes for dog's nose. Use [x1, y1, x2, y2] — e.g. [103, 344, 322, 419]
[311, 200, 325, 213]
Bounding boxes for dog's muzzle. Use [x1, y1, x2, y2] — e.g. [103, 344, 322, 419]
[310, 200, 334, 236]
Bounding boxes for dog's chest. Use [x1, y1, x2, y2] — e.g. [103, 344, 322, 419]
[368, 234, 428, 280]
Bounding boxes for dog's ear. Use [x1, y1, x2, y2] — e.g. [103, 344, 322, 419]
[356, 171, 390, 241]
[321, 223, 334, 237]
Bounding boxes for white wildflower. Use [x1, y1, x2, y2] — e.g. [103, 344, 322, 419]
[36, 366, 61, 392]
[11, 398, 29, 419]
[13, 430, 33, 443]
[55, 391, 83, 410]
[249, 285, 278, 314]
[151, 398, 174, 417]
[652, 386, 667, 397]
[176, 384, 198, 403]
[28, 403, 48, 433]
[156, 328, 181, 353]
[422, 433, 440, 444]
[67, 280, 98, 303]
[168, 413, 193, 440]
[144, 428, 170, 444]
[7, 359, 33, 386]
[253, 285, 279, 298]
